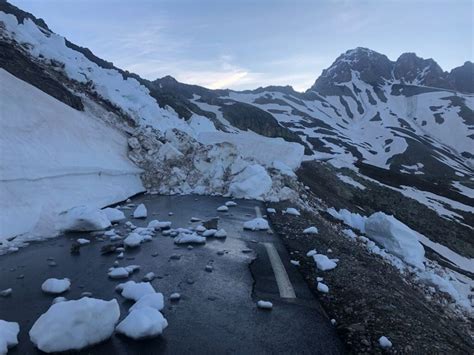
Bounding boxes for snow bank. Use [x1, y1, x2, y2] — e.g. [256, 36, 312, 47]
[29, 298, 120, 353]
[0, 69, 143, 246]
[365, 212, 425, 269]
[229, 164, 272, 199]
[116, 307, 168, 339]
[0, 320, 19, 355]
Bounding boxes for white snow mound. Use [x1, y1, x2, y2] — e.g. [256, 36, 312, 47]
[121, 282, 156, 302]
[129, 293, 164, 313]
[303, 226, 319, 234]
[29, 298, 120, 353]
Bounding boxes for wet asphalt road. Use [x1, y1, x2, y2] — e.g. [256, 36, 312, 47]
[0, 194, 344, 354]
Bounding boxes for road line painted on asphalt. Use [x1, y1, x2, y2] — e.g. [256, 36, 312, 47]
[263, 242, 297, 299]
[255, 206, 262, 218]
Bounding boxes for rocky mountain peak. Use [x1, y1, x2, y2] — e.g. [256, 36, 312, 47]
[448, 61, 474, 93]
[394, 52, 448, 88]
[308, 47, 392, 95]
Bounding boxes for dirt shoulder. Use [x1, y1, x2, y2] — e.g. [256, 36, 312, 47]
[266, 204, 473, 354]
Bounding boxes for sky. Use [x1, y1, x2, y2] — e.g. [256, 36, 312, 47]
[9, 0, 474, 91]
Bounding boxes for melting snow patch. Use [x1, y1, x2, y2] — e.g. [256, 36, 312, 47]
[195, 225, 206, 233]
[76, 238, 90, 245]
[225, 201, 238, 207]
[0, 320, 19, 354]
[217, 205, 229, 212]
[243, 218, 269, 231]
[103, 208, 125, 223]
[41, 278, 70, 294]
[0, 289, 12, 297]
[303, 226, 319, 234]
[170, 293, 181, 301]
[29, 298, 120, 353]
[116, 307, 168, 339]
[133, 204, 147, 219]
[290, 260, 300, 266]
[336, 174, 366, 190]
[266, 208, 276, 214]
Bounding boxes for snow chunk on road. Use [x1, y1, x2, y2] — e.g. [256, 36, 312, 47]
[103, 208, 125, 223]
[76, 238, 90, 245]
[257, 300, 273, 310]
[303, 226, 319, 234]
[306, 249, 317, 257]
[133, 204, 147, 219]
[266, 208, 276, 214]
[129, 293, 164, 312]
[214, 229, 227, 238]
[59, 206, 111, 232]
[217, 205, 229, 212]
[243, 218, 269, 231]
[108, 267, 130, 279]
[365, 212, 425, 269]
[121, 282, 156, 302]
[174, 231, 206, 244]
[195, 225, 206, 233]
[225, 201, 238, 207]
[202, 229, 217, 237]
[41, 278, 70, 294]
[229, 164, 272, 199]
[317, 282, 329, 293]
[0, 320, 19, 354]
[284, 208, 300, 216]
[116, 307, 168, 339]
[29, 298, 119, 353]
[378, 336, 392, 348]
[124, 233, 144, 248]
[313, 254, 338, 271]
[148, 220, 172, 230]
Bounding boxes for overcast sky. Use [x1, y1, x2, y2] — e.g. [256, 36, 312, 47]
[10, 0, 474, 91]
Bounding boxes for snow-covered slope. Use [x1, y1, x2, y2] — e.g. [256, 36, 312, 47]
[0, 69, 144, 243]
[0, 3, 305, 249]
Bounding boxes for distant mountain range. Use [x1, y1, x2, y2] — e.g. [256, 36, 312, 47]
[1, 0, 472, 203]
